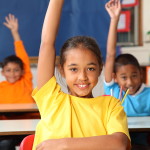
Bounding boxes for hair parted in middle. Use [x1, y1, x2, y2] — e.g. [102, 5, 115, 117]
[59, 36, 103, 68]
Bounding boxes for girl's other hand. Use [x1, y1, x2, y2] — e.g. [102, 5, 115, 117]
[36, 138, 67, 150]
[105, 0, 121, 20]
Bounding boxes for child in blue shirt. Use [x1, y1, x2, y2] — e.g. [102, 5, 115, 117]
[104, 4, 150, 147]
[104, 53, 150, 117]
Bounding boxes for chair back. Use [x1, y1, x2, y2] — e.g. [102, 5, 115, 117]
[19, 134, 35, 150]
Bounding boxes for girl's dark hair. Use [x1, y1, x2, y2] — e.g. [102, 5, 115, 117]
[114, 53, 141, 73]
[60, 36, 103, 67]
[2, 55, 24, 70]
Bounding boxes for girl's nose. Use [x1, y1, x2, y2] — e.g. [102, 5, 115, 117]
[78, 70, 88, 81]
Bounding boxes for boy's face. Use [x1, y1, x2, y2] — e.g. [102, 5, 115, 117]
[1, 62, 24, 83]
[114, 64, 142, 95]
[60, 48, 101, 98]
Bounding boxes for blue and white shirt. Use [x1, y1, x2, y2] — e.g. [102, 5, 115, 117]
[104, 80, 150, 117]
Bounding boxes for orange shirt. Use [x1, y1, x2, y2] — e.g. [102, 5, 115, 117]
[0, 41, 34, 103]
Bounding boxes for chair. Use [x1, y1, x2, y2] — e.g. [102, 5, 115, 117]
[19, 135, 35, 150]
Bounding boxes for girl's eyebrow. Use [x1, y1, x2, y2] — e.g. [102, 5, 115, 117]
[67, 62, 97, 67]
[87, 62, 97, 66]
[67, 64, 77, 67]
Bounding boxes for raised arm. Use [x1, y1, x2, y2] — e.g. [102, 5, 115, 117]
[104, 0, 121, 82]
[3, 14, 32, 81]
[37, 0, 64, 89]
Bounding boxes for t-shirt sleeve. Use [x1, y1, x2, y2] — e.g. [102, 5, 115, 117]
[32, 76, 61, 118]
[106, 97, 130, 140]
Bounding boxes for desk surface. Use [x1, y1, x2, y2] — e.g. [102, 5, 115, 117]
[0, 103, 38, 113]
[1, 116, 150, 136]
[128, 116, 150, 132]
[0, 119, 39, 136]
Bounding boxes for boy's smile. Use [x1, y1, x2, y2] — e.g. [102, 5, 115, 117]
[115, 64, 142, 95]
[61, 48, 101, 98]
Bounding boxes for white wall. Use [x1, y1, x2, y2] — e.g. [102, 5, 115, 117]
[143, 0, 150, 41]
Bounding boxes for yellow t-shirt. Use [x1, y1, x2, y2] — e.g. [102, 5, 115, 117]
[32, 76, 130, 150]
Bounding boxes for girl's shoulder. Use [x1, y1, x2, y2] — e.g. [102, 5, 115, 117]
[95, 95, 120, 105]
[32, 76, 59, 97]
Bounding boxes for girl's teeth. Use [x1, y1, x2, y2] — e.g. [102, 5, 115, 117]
[79, 85, 86, 87]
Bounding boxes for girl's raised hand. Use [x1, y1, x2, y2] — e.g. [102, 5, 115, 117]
[105, 0, 121, 19]
[3, 14, 18, 32]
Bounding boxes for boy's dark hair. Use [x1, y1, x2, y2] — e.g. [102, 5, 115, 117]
[60, 36, 103, 67]
[2, 55, 24, 70]
[114, 53, 141, 73]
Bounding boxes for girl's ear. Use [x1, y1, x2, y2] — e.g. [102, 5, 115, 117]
[57, 64, 65, 78]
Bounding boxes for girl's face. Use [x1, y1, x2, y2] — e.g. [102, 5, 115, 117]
[61, 48, 101, 98]
[2, 62, 24, 83]
[114, 64, 142, 95]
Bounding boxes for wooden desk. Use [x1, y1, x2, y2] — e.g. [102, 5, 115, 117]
[0, 103, 40, 120]
[0, 119, 39, 136]
[128, 116, 150, 132]
[0, 103, 38, 113]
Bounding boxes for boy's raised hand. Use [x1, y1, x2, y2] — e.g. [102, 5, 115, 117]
[105, 0, 121, 19]
[3, 14, 18, 32]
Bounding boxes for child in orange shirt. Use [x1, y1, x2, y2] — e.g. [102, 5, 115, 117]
[0, 14, 34, 104]
[0, 14, 38, 150]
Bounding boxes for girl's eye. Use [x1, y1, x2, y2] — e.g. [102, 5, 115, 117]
[88, 68, 95, 71]
[70, 68, 77, 72]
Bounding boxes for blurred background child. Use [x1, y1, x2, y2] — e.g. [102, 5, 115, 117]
[0, 14, 34, 104]
[0, 14, 38, 150]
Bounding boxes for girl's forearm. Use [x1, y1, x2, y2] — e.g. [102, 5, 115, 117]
[41, 0, 64, 45]
[62, 133, 130, 150]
